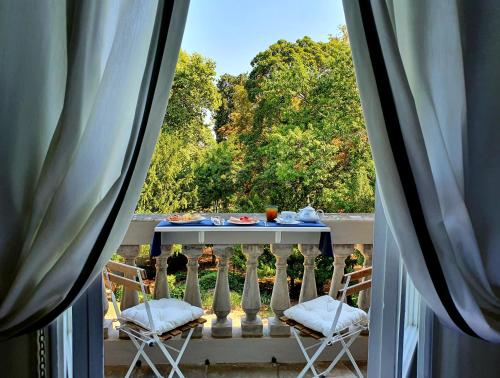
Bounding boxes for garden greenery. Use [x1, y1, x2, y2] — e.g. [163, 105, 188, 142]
[137, 30, 374, 215]
[132, 30, 373, 308]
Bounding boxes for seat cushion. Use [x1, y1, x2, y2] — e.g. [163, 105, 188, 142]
[284, 295, 368, 336]
[120, 298, 204, 334]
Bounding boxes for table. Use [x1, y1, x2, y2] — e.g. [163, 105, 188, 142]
[154, 223, 331, 245]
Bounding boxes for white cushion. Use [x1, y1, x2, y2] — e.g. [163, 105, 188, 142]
[120, 298, 204, 334]
[284, 295, 368, 336]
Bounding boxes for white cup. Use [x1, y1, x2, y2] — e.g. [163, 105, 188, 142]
[280, 211, 297, 223]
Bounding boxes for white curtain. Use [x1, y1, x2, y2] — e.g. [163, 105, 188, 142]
[0, 0, 189, 339]
[343, 0, 500, 343]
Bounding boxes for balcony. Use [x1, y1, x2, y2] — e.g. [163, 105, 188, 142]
[104, 213, 373, 377]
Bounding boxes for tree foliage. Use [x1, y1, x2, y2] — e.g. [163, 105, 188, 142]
[138, 31, 374, 215]
[214, 73, 248, 142]
[163, 51, 221, 140]
[137, 51, 219, 213]
[237, 34, 374, 212]
[194, 138, 242, 212]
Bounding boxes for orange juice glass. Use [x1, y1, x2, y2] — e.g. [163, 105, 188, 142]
[266, 206, 278, 222]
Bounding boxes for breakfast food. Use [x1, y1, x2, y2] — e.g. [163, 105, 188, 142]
[229, 216, 258, 224]
[168, 213, 203, 222]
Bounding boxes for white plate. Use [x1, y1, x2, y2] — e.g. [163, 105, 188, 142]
[168, 216, 206, 224]
[227, 219, 260, 226]
[275, 218, 301, 225]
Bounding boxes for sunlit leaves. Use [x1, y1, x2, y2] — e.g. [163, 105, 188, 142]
[138, 32, 375, 215]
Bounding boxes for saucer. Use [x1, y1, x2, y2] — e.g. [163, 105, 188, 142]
[275, 217, 300, 225]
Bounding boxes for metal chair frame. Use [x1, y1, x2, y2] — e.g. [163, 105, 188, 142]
[289, 271, 371, 378]
[103, 261, 196, 378]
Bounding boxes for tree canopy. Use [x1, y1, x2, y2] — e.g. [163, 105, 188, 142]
[136, 50, 219, 213]
[138, 31, 374, 215]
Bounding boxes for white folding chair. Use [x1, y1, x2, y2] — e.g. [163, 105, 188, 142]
[281, 267, 372, 378]
[103, 260, 206, 378]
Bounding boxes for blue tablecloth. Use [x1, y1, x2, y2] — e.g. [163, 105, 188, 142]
[150, 219, 333, 257]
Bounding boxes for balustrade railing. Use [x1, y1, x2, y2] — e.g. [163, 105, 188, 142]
[107, 213, 374, 339]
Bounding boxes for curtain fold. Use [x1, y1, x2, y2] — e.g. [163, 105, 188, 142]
[0, 0, 190, 339]
[343, 0, 500, 342]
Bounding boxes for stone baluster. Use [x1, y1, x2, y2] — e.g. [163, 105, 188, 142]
[298, 244, 321, 303]
[328, 244, 354, 299]
[357, 244, 373, 311]
[117, 245, 140, 339]
[269, 244, 293, 337]
[154, 245, 174, 299]
[182, 245, 204, 338]
[211, 245, 233, 338]
[241, 245, 264, 337]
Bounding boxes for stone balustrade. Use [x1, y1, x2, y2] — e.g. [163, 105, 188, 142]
[241, 244, 264, 337]
[110, 213, 374, 340]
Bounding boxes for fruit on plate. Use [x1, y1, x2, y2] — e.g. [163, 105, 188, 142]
[229, 216, 258, 224]
[168, 213, 202, 222]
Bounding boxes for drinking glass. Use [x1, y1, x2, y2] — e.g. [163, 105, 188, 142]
[266, 205, 278, 222]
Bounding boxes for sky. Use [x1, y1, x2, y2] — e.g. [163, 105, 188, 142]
[181, 0, 346, 77]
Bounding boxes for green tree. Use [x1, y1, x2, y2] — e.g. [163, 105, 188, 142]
[194, 138, 242, 212]
[137, 131, 205, 213]
[139, 31, 374, 215]
[164, 51, 221, 138]
[137, 50, 221, 213]
[214, 73, 248, 142]
[236, 34, 374, 212]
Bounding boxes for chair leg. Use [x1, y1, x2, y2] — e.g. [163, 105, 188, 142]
[155, 335, 185, 378]
[292, 328, 320, 377]
[128, 336, 163, 378]
[167, 328, 194, 378]
[321, 334, 358, 377]
[340, 337, 364, 378]
[125, 340, 145, 378]
[294, 328, 328, 378]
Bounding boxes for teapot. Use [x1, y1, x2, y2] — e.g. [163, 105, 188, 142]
[298, 204, 324, 222]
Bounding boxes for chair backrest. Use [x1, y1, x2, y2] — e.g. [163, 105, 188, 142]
[324, 267, 372, 339]
[105, 260, 150, 291]
[103, 260, 155, 331]
[336, 266, 372, 300]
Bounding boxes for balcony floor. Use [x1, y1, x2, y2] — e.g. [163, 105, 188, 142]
[105, 361, 367, 377]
